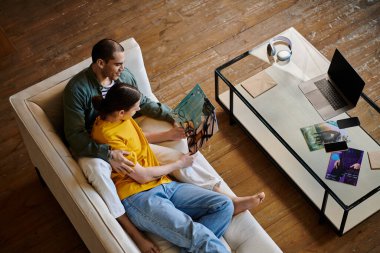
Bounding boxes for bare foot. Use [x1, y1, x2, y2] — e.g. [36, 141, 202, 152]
[232, 192, 265, 215]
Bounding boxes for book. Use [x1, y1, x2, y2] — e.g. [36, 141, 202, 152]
[300, 121, 349, 151]
[241, 70, 277, 98]
[325, 148, 364, 186]
[368, 151, 380, 170]
[171, 84, 218, 154]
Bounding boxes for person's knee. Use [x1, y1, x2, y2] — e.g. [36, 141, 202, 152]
[79, 158, 112, 182]
[223, 196, 234, 217]
[213, 194, 234, 217]
[190, 223, 229, 252]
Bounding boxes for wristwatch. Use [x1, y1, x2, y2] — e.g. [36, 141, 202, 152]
[107, 150, 113, 161]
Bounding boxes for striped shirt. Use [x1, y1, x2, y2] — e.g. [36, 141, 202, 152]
[101, 81, 115, 98]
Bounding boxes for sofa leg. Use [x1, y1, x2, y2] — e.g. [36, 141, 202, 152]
[35, 167, 47, 187]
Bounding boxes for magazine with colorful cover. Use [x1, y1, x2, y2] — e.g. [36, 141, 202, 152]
[300, 121, 349, 151]
[325, 148, 364, 186]
[171, 84, 219, 154]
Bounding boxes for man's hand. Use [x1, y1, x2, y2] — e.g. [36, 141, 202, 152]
[165, 127, 187, 141]
[109, 150, 135, 175]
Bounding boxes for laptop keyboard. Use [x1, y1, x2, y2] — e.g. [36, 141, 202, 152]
[314, 79, 347, 110]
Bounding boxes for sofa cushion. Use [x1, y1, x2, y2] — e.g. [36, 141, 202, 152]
[121, 39, 156, 102]
[135, 116, 188, 153]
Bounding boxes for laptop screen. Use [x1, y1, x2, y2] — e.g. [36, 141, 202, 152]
[328, 49, 365, 105]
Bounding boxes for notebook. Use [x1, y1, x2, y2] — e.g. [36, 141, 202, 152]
[299, 49, 365, 120]
[368, 151, 380, 170]
[241, 70, 277, 98]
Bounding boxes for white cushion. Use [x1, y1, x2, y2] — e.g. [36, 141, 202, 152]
[135, 116, 188, 153]
[121, 39, 157, 101]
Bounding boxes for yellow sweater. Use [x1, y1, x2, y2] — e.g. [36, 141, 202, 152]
[91, 116, 171, 200]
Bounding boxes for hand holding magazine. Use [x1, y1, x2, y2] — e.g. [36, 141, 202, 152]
[171, 84, 218, 154]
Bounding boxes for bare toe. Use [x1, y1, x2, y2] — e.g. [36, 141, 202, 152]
[256, 192, 265, 202]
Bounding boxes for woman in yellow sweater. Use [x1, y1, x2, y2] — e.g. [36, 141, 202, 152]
[91, 82, 263, 252]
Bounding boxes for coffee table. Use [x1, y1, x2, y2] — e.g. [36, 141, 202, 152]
[215, 27, 380, 235]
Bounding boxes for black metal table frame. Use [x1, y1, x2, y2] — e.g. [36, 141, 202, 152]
[214, 50, 380, 236]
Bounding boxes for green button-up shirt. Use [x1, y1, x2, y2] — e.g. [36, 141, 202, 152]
[63, 66, 173, 161]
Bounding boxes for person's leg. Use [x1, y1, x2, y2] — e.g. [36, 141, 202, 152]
[123, 183, 231, 253]
[213, 185, 265, 215]
[117, 215, 159, 253]
[78, 157, 159, 252]
[78, 157, 124, 217]
[169, 182, 234, 238]
[149, 145, 265, 216]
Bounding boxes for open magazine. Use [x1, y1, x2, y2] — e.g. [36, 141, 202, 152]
[325, 148, 364, 186]
[171, 84, 218, 154]
[300, 121, 349, 151]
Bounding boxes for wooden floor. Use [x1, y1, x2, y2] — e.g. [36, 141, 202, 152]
[1, 0, 379, 252]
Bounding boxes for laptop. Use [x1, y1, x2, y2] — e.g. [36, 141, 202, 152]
[299, 49, 365, 120]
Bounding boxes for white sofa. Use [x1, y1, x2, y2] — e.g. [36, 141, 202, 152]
[9, 38, 282, 253]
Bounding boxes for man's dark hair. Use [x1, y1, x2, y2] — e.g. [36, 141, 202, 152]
[91, 39, 124, 63]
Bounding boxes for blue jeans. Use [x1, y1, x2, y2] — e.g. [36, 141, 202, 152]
[122, 181, 233, 253]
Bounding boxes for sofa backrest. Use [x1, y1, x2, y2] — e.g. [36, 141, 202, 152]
[28, 80, 68, 140]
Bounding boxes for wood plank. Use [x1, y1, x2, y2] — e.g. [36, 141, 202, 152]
[0, 0, 379, 252]
[0, 26, 15, 58]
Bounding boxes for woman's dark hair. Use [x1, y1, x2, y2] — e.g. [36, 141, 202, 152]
[91, 39, 124, 63]
[92, 82, 141, 118]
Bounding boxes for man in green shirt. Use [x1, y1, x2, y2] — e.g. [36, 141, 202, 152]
[63, 39, 179, 252]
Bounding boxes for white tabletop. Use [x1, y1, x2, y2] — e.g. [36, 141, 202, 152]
[229, 27, 380, 206]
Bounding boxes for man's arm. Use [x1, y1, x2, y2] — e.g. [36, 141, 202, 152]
[63, 84, 109, 160]
[63, 84, 135, 174]
[139, 95, 175, 124]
